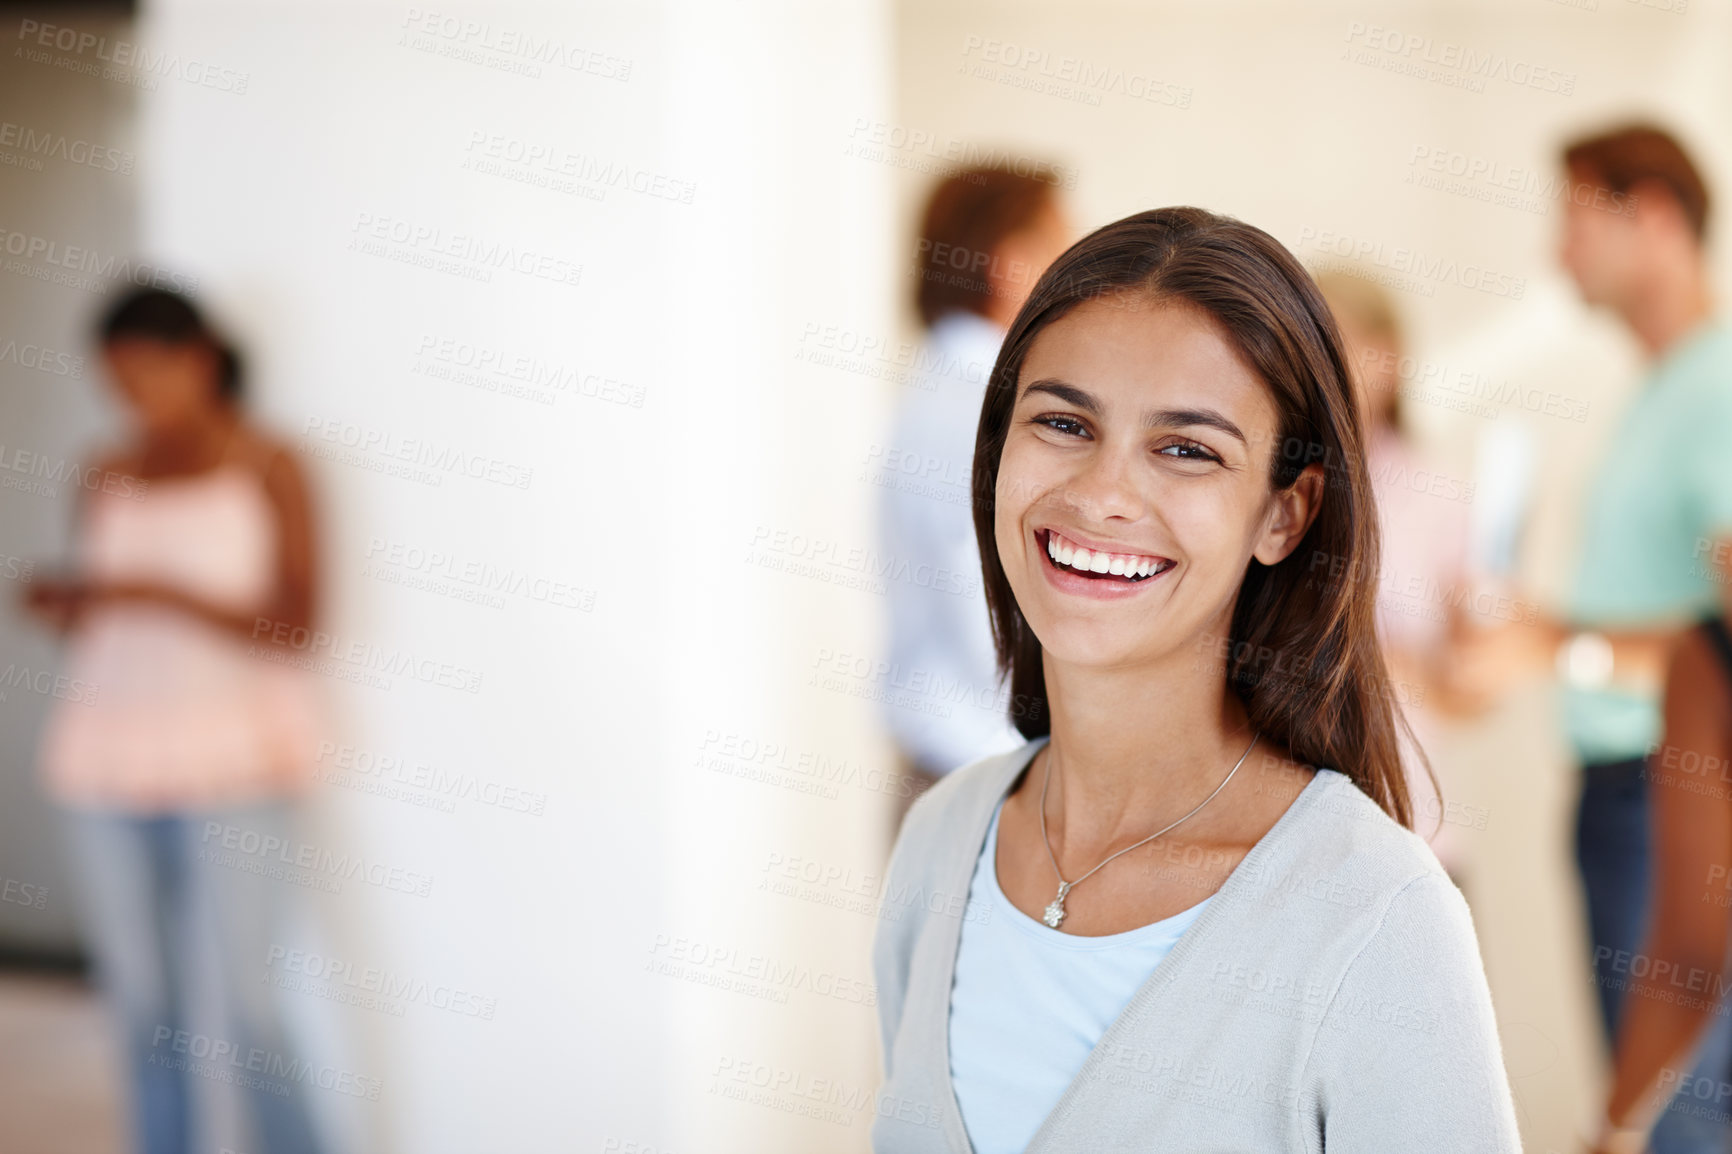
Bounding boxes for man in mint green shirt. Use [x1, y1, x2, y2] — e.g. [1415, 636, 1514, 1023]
[1455, 123, 1732, 1154]
[1566, 322, 1732, 762]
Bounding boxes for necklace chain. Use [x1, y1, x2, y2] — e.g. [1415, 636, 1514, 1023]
[1036, 731, 1260, 929]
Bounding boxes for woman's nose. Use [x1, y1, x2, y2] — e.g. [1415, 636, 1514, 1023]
[1060, 445, 1145, 521]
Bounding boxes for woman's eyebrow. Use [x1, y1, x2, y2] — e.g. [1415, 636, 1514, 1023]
[1145, 406, 1247, 445]
[1022, 379, 1247, 445]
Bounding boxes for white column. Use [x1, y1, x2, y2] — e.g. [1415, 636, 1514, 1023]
[137, 1, 895, 1149]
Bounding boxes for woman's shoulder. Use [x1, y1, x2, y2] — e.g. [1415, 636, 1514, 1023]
[889, 743, 1038, 873]
[872, 744, 1035, 1005]
[216, 425, 313, 510]
[1236, 767, 1453, 918]
[221, 424, 293, 474]
[1302, 767, 1442, 855]
[1220, 770, 1491, 1038]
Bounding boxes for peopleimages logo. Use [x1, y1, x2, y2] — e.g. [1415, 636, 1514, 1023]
[347, 212, 582, 288]
[958, 35, 1193, 109]
[1405, 145, 1637, 218]
[249, 616, 485, 694]
[1295, 227, 1526, 300]
[843, 120, 1079, 189]
[0, 227, 199, 295]
[399, 8, 633, 81]
[265, 945, 498, 1019]
[0, 120, 134, 175]
[300, 416, 534, 491]
[0, 444, 148, 501]
[199, 820, 435, 897]
[1341, 22, 1576, 96]
[148, 1027, 382, 1100]
[0, 337, 83, 377]
[15, 19, 250, 93]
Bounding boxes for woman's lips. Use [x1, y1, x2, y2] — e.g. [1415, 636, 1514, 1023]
[1036, 528, 1174, 598]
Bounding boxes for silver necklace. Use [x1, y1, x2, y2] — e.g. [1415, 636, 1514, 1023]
[1037, 731, 1260, 929]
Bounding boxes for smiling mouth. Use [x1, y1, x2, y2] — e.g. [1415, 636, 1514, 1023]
[1040, 529, 1174, 583]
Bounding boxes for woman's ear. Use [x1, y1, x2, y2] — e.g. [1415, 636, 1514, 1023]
[1253, 463, 1325, 566]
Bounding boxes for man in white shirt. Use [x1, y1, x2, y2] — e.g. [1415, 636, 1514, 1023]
[877, 165, 1072, 805]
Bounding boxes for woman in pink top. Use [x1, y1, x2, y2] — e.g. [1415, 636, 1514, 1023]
[24, 288, 328, 1154]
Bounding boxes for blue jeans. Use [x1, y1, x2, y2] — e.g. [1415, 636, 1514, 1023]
[1578, 758, 1732, 1153]
[61, 804, 327, 1154]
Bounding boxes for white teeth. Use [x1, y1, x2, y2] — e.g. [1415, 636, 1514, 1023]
[1045, 531, 1165, 581]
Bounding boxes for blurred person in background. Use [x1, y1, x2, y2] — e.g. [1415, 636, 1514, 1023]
[22, 288, 330, 1154]
[1444, 123, 1732, 1154]
[1594, 621, 1732, 1154]
[1316, 271, 1477, 882]
[880, 164, 1072, 818]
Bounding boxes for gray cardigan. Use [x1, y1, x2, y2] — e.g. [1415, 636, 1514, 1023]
[870, 738, 1523, 1152]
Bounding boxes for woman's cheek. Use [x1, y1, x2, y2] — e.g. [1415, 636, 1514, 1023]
[994, 447, 1039, 542]
[993, 497, 1026, 583]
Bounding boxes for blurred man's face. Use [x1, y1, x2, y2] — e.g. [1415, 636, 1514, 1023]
[1559, 173, 1643, 309]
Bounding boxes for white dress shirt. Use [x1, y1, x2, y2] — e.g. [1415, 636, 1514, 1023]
[876, 310, 1028, 776]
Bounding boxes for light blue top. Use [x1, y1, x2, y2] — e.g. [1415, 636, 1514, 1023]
[1566, 322, 1732, 762]
[947, 795, 1212, 1154]
[877, 310, 1027, 775]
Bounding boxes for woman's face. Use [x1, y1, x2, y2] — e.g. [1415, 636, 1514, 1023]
[993, 293, 1321, 674]
[103, 337, 221, 433]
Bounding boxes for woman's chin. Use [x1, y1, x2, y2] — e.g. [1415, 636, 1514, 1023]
[1029, 625, 1158, 672]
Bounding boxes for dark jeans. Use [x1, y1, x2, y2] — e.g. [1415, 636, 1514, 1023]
[1578, 757, 1732, 1152]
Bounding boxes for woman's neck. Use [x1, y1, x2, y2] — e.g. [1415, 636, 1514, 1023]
[137, 407, 238, 475]
[1035, 645, 1256, 851]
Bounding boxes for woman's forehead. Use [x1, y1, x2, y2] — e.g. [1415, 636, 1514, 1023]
[1018, 295, 1273, 422]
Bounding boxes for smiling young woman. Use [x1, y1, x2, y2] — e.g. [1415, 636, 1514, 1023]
[869, 208, 1521, 1152]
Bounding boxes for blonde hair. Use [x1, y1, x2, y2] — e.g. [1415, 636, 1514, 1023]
[1313, 270, 1404, 433]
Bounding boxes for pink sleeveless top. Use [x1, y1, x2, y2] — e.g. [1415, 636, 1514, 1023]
[38, 442, 328, 813]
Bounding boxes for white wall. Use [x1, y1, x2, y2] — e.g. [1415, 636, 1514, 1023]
[0, 8, 139, 957]
[137, 2, 894, 1150]
[893, 2, 1729, 1150]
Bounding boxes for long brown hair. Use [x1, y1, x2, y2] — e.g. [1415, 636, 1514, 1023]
[971, 206, 1421, 826]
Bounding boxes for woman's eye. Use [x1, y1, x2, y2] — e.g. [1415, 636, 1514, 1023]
[1158, 441, 1220, 462]
[1035, 415, 1087, 437]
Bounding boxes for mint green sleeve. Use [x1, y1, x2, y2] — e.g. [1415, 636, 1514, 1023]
[1689, 371, 1732, 539]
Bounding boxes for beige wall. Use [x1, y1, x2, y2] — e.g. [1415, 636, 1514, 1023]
[894, 1, 1732, 1148]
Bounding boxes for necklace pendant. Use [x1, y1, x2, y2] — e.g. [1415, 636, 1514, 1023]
[1043, 881, 1071, 929]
